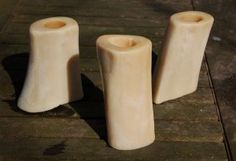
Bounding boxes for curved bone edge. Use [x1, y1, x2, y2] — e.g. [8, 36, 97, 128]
[17, 17, 83, 113]
[153, 11, 214, 104]
[96, 35, 155, 150]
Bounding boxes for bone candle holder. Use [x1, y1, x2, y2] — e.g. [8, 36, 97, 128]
[96, 35, 155, 150]
[153, 11, 214, 104]
[18, 17, 83, 112]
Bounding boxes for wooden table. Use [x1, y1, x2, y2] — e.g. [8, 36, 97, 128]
[0, 0, 234, 160]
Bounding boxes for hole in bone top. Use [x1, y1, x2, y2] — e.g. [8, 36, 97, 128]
[180, 15, 203, 22]
[44, 21, 66, 28]
[109, 37, 137, 48]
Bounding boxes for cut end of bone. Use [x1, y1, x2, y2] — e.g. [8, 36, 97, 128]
[96, 35, 152, 53]
[30, 17, 78, 34]
[171, 11, 214, 24]
[18, 17, 83, 113]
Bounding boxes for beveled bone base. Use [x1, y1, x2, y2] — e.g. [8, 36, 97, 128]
[18, 17, 83, 113]
[152, 11, 214, 104]
[96, 35, 155, 150]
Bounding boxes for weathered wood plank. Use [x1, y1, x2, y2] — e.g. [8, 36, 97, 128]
[157, 120, 223, 142]
[3, 21, 165, 34]
[193, 0, 236, 159]
[15, 0, 192, 19]
[172, 88, 214, 104]
[0, 72, 213, 104]
[155, 102, 218, 121]
[0, 100, 219, 122]
[0, 32, 28, 45]
[0, 31, 163, 51]
[0, 0, 19, 31]
[0, 138, 227, 161]
[19, 0, 192, 11]
[0, 71, 102, 91]
[0, 45, 97, 59]
[1, 25, 164, 49]
[12, 14, 165, 28]
[0, 118, 104, 139]
[1, 57, 207, 76]
[0, 66, 15, 100]
[0, 100, 77, 117]
[0, 117, 223, 142]
[0, 73, 213, 104]
[13, 6, 164, 19]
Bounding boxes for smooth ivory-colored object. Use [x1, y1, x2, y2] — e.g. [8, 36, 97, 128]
[96, 35, 155, 150]
[18, 17, 83, 112]
[153, 11, 214, 104]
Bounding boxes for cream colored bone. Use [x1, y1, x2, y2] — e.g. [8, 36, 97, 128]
[18, 17, 83, 112]
[153, 11, 214, 104]
[96, 35, 155, 150]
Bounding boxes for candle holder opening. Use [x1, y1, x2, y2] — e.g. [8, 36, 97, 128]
[181, 15, 203, 22]
[44, 21, 66, 28]
[109, 37, 137, 48]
